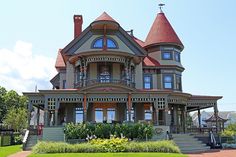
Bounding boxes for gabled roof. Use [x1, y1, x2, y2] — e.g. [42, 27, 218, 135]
[55, 49, 66, 69]
[143, 56, 161, 67]
[204, 115, 228, 122]
[62, 12, 147, 57]
[145, 12, 184, 49]
[95, 12, 117, 22]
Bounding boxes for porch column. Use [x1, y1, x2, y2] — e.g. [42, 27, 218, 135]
[37, 107, 40, 126]
[83, 94, 87, 122]
[173, 105, 178, 126]
[27, 101, 33, 127]
[54, 99, 59, 126]
[127, 93, 132, 121]
[164, 100, 169, 125]
[83, 58, 87, 87]
[154, 101, 159, 125]
[183, 105, 187, 133]
[197, 108, 201, 130]
[44, 98, 49, 127]
[214, 103, 219, 133]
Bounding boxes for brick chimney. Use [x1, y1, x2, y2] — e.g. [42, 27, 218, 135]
[73, 15, 83, 38]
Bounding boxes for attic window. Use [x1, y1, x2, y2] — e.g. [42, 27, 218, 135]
[107, 38, 117, 48]
[92, 37, 118, 49]
[93, 38, 103, 48]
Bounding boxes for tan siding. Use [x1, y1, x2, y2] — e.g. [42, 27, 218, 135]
[157, 74, 162, 89]
[66, 61, 75, 89]
[135, 62, 143, 89]
[89, 63, 97, 80]
[112, 63, 120, 79]
[152, 73, 157, 89]
[59, 72, 66, 89]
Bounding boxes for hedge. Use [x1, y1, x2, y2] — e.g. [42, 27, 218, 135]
[32, 140, 180, 154]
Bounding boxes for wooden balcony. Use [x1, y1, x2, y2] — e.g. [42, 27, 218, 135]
[75, 79, 135, 89]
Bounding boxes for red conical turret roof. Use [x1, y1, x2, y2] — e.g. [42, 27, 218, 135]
[95, 12, 117, 22]
[145, 12, 183, 49]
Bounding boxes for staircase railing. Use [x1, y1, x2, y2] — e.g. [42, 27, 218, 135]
[22, 130, 29, 151]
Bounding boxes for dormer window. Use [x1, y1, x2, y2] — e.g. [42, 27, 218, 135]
[92, 37, 118, 49]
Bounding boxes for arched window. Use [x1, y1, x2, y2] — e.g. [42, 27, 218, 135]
[92, 37, 118, 49]
[107, 38, 117, 48]
[93, 38, 103, 48]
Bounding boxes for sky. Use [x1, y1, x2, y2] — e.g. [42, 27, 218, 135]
[0, 0, 236, 111]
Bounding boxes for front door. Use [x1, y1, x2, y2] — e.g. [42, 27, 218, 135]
[93, 103, 116, 123]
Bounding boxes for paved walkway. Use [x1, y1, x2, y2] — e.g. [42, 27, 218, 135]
[188, 149, 236, 157]
[8, 151, 31, 157]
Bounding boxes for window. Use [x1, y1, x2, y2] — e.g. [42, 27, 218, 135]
[93, 38, 103, 48]
[62, 80, 66, 89]
[99, 64, 111, 82]
[126, 107, 134, 122]
[75, 107, 83, 123]
[163, 75, 173, 89]
[174, 52, 180, 62]
[144, 75, 152, 89]
[162, 52, 172, 60]
[107, 38, 117, 48]
[95, 108, 103, 123]
[144, 104, 152, 120]
[92, 37, 118, 49]
[176, 75, 182, 91]
[107, 108, 115, 123]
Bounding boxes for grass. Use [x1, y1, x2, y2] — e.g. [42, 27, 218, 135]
[29, 153, 187, 157]
[0, 145, 22, 157]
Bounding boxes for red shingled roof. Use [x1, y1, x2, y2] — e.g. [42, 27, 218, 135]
[132, 36, 145, 47]
[95, 12, 117, 22]
[145, 12, 183, 48]
[55, 49, 65, 69]
[143, 56, 161, 67]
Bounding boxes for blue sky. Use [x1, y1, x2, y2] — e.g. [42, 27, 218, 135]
[0, 0, 236, 111]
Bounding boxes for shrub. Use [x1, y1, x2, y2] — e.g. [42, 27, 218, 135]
[90, 135, 128, 152]
[125, 140, 180, 153]
[64, 122, 154, 140]
[32, 140, 180, 154]
[221, 123, 236, 137]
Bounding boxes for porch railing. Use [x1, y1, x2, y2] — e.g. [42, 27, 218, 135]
[75, 79, 135, 88]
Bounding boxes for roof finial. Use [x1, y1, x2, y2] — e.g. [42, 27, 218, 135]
[158, 3, 165, 13]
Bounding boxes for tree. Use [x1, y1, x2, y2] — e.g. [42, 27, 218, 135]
[3, 107, 28, 132]
[0, 86, 28, 123]
[0, 86, 7, 122]
[186, 113, 193, 128]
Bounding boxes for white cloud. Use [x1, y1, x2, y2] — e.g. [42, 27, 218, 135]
[0, 41, 57, 94]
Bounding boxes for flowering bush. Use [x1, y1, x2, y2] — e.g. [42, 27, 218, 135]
[89, 135, 128, 152]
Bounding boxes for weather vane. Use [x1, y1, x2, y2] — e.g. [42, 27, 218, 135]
[158, 2, 165, 13]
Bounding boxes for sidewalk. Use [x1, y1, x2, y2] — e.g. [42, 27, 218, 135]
[8, 151, 31, 157]
[188, 149, 236, 157]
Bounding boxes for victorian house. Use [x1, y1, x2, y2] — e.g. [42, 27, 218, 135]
[24, 9, 222, 139]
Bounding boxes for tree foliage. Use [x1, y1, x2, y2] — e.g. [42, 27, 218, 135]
[3, 107, 28, 132]
[221, 123, 236, 137]
[0, 86, 28, 123]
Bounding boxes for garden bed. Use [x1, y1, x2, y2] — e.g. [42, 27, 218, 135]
[32, 140, 180, 154]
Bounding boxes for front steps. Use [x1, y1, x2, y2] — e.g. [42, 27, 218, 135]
[24, 135, 38, 150]
[172, 134, 210, 154]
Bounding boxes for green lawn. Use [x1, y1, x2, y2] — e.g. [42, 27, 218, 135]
[29, 153, 187, 157]
[0, 145, 22, 157]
